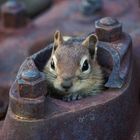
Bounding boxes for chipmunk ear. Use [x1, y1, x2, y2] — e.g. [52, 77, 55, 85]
[53, 30, 63, 51]
[82, 34, 98, 59]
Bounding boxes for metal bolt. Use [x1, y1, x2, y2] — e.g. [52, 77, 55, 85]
[95, 17, 122, 42]
[1, 0, 27, 29]
[99, 17, 118, 26]
[21, 70, 41, 82]
[18, 69, 47, 99]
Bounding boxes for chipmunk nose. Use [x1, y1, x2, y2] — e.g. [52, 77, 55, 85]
[61, 79, 73, 90]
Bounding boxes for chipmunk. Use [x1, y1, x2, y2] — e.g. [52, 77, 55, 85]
[43, 31, 104, 101]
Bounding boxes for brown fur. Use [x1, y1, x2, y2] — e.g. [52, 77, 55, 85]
[43, 31, 104, 101]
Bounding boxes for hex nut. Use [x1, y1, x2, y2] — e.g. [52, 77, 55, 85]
[1, 1, 27, 28]
[18, 70, 47, 99]
[95, 17, 122, 42]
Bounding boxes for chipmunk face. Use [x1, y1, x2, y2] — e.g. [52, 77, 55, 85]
[44, 31, 103, 101]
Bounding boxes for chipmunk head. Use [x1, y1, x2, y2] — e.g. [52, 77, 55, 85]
[44, 31, 103, 99]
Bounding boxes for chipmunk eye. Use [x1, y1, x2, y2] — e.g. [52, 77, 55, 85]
[51, 59, 55, 70]
[82, 60, 89, 72]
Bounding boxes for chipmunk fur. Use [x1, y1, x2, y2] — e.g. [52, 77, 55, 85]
[43, 31, 104, 101]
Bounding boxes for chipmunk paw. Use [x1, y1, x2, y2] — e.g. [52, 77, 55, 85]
[62, 94, 82, 102]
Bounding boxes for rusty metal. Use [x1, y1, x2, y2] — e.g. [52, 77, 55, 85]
[17, 58, 47, 98]
[0, 17, 138, 140]
[95, 17, 132, 88]
[10, 58, 47, 119]
[0, 0, 52, 17]
[1, 0, 28, 29]
[21, 70, 41, 81]
[32, 17, 132, 89]
[18, 70, 46, 99]
[0, 0, 133, 88]
[131, 112, 140, 140]
[1, 23, 140, 139]
[0, 0, 133, 99]
[0, 0, 139, 138]
[95, 17, 122, 42]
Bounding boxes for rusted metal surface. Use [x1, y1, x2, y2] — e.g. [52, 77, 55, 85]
[1, 0, 28, 29]
[95, 17, 132, 88]
[0, 17, 139, 139]
[0, 0, 139, 137]
[0, 0, 52, 17]
[18, 70, 46, 99]
[131, 112, 140, 140]
[1, 28, 140, 139]
[95, 17, 122, 42]
[33, 16, 132, 89]
[16, 58, 47, 99]
[0, 0, 135, 102]
[8, 58, 46, 120]
[128, 33, 140, 140]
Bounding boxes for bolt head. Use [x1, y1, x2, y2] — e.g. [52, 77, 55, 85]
[95, 17, 122, 42]
[21, 70, 41, 81]
[1, 1, 27, 28]
[18, 70, 47, 99]
[100, 17, 118, 26]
